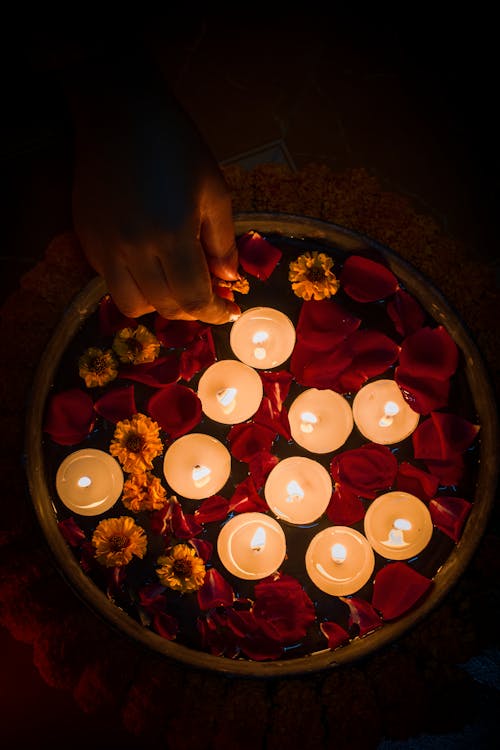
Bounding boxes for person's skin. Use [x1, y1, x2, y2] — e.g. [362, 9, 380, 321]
[65, 49, 241, 324]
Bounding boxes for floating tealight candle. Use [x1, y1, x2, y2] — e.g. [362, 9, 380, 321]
[197, 359, 263, 424]
[364, 491, 434, 560]
[305, 526, 375, 596]
[217, 512, 287, 580]
[352, 379, 420, 444]
[288, 388, 353, 453]
[163, 433, 231, 500]
[55, 448, 124, 516]
[264, 456, 332, 525]
[229, 306, 296, 369]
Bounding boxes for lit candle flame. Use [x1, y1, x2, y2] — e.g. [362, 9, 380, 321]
[192, 464, 212, 488]
[300, 410, 318, 434]
[216, 387, 238, 415]
[252, 330, 269, 360]
[250, 526, 266, 552]
[383, 517, 412, 547]
[330, 543, 347, 564]
[77, 475, 92, 488]
[286, 480, 305, 503]
[379, 400, 400, 427]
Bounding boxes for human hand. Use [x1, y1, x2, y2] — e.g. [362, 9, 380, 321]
[69, 57, 241, 324]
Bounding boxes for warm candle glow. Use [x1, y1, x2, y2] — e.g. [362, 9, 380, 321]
[229, 307, 296, 369]
[306, 526, 375, 596]
[217, 512, 286, 580]
[288, 388, 353, 453]
[56, 449, 123, 516]
[163, 434, 231, 500]
[364, 491, 433, 560]
[265, 456, 332, 525]
[352, 379, 419, 444]
[197, 360, 263, 424]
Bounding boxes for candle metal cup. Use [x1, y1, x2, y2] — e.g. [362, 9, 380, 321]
[264, 456, 332, 525]
[197, 359, 263, 424]
[288, 388, 353, 453]
[55, 448, 124, 516]
[364, 490, 434, 560]
[352, 379, 420, 445]
[229, 306, 296, 369]
[306, 526, 375, 596]
[217, 512, 287, 580]
[163, 433, 231, 500]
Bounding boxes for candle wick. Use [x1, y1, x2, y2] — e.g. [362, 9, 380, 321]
[286, 480, 305, 504]
[192, 464, 212, 488]
[300, 411, 318, 434]
[216, 387, 238, 415]
[77, 475, 92, 488]
[250, 526, 266, 552]
[379, 400, 399, 428]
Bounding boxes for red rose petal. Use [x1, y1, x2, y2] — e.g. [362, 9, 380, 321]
[429, 496, 472, 542]
[340, 596, 383, 636]
[138, 583, 167, 613]
[331, 443, 398, 499]
[197, 568, 234, 610]
[194, 495, 230, 524]
[189, 538, 213, 562]
[180, 331, 216, 381]
[227, 611, 284, 661]
[413, 413, 480, 461]
[119, 355, 180, 388]
[424, 456, 465, 486]
[395, 369, 451, 414]
[387, 288, 425, 337]
[43, 388, 95, 445]
[290, 338, 353, 389]
[147, 383, 202, 438]
[248, 450, 279, 489]
[58, 517, 86, 547]
[152, 612, 179, 640]
[295, 300, 361, 351]
[228, 477, 268, 514]
[398, 326, 459, 380]
[372, 562, 433, 620]
[320, 621, 350, 650]
[227, 422, 276, 462]
[253, 397, 291, 441]
[326, 486, 366, 525]
[396, 462, 439, 501]
[253, 574, 316, 644]
[170, 501, 203, 539]
[154, 316, 209, 348]
[259, 370, 293, 412]
[98, 294, 137, 336]
[93, 385, 137, 424]
[340, 255, 399, 303]
[237, 230, 282, 280]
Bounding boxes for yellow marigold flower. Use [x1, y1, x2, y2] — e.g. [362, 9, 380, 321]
[92, 515, 147, 567]
[288, 251, 340, 301]
[110, 413, 163, 473]
[122, 471, 169, 512]
[213, 275, 250, 294]
[113, 324, 160, 364]
[156, 544, 206, 593]
[78, 346, 118, 388]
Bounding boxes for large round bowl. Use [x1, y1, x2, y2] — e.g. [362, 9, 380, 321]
[25, 213, 499, 677]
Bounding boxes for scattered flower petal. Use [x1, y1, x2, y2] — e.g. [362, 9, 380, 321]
[154, 317, 209, 348]
[331, 443, 398, 499]
[340, 255, 398, 302]
[248, 450, 280, 490]
[93, 385, 137, 424]
[170, 499, 203, 539]
[259, 370, 293, 412]
[98, 294, 137, 336]
[194, 495, 230, 524]
[326, 486, 365, 525]
[147, 383, 202, 438]
[119, 354, 180, 388]
[399, 326, 459, 380]
[228, 477, 268, 514]
[320, 621, 350, 650]
[429, 496, 472, 542]
[395, 370, 451, 414]
[387, 288, 425, 337]
[237, 230, 282, 280]
[372, 562, 433, 620]
[413, 412, 480, 461]
[43, 388, 95, 445]
[295, 299, 361, 351]
[340, 596, 383, 636]
[180, 331, 216, 381]
[253, 396, 291, 440]
[189, 538, 213, 562]
[227, 422, 276, 462]
[395, 462, 439, 501]
[253, 574, 316, 644]
[58, 517, 86, 547]
[197, 568, 234, 611]
[152, 612, 179, 640]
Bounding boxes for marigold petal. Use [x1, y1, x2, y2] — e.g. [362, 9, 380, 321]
[44, 388, 95, 445]
[340, 255, 398, 302]
[237, 230, 282, 280]
[429, 496, 472, 541]
[94, 385, 137, 424]
[147, 383, 202, 438]
[372, 562, 433, 620]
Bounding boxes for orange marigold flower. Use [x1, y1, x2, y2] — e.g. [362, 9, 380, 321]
[78, 346, 118, 388]
[110, 413, 163, 473]
[288, 251, 340, 301]
[156, 544, 206, 593]
[113, 324, 160, 364]
[92, 515, 147, 567]
[122, 471, 169, 512]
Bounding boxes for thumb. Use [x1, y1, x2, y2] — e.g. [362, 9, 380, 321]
[200, 193, 240, 281]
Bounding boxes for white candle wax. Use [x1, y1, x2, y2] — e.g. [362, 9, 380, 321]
[197, 359, 263, 424]
[352, 379, 420, 444]
[163, 433, 231, 500]
[363, 490, 434, 560]
[55, 448, 124, 516]
[229, 306, 296, 369]
[264, 456, 332, 525]
[288, 388, 353, 453]
[305, 526, 375, 596]
[217, 512, 287, 580]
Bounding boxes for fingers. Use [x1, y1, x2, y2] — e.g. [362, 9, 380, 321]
[200, 190, 239, 281]
[102, 261, 156, 318]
